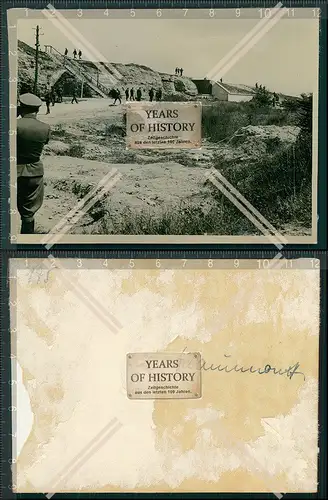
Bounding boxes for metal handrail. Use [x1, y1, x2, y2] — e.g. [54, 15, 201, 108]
[47, 45, 110, 95]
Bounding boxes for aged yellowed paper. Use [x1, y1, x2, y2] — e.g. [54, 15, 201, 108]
[11, 259, 319, 493]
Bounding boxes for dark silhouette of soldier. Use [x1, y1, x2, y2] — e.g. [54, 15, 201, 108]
[113, 89, 121, 105]
[51, 89, 56, 106]
[136, 88, 142, 101]
[64, 48, 68, 56]
[16, 93, 50, 234]
[180, 68, 183, 76]
[220, 78, 223, 82]
[175, 67, 178, 75]
[255, 82, 258, 89]
[56, 86, 63, 103]
[44, 90, 51, 114]
[73, 49, 77, 59]
[125, 88, 129, 100]
[130, 88, 134, 100]
[155, 88, 162, 101]
[71, 86, 78, 104]
[149, 88, 154, 102]
[78, 50, 82, 60]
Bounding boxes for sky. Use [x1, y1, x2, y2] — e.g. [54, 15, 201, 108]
[16, 10, 320, 96]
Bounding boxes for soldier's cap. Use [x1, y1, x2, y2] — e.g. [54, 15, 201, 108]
[19, 93, 42, 108]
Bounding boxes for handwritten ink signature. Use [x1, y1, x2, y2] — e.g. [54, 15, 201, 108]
[201, 354, 305, 381]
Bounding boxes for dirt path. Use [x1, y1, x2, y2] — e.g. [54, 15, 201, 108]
[38, 97, 125, 125]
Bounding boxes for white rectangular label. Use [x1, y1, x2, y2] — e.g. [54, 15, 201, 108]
[126, 102, 202, 149]
[126, 352, 202, 399]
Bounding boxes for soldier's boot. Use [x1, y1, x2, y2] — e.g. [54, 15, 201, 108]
[21, 220, 35, 234]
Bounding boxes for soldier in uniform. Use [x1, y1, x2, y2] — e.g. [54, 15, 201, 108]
[44, 89, 51, 114]
[71, 86, 78, 104]
[16, 93, 51, 234]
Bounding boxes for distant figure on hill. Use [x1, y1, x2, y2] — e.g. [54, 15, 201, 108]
[175, 67, 179, 75]
[155, 88, 162, 101]
[130, 88, 134, 100]
[64, 48, 68, 56]
[180, 68, 183, 76]
[73, 49, 77, 59]
[71, 87, 78, 104]
[125, 88, 129, 100]
[255, 82, 258, 88]
[136, 88, 142, 101]
[220, 78, 223, 82]
[78, 50, 82, 60]
[149, 88, 154, 102]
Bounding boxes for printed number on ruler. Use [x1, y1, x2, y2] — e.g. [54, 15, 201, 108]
[258, 8, 272, 18]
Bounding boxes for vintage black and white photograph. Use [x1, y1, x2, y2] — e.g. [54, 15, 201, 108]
[8, 7, 319, 243]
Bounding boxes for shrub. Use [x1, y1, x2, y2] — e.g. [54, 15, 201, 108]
[67, 142, 85, 158]
[163, 93, 187, 102]
[174, 80, 185, 92]
[202, 101, 298, 143]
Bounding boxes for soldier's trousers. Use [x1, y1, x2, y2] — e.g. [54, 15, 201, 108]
[17, 176, 44, 234]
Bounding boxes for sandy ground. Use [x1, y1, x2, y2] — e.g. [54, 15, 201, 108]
[36, 156, 212, 234]
[38, 98, 124, 125]
[26, 99, 309, 237]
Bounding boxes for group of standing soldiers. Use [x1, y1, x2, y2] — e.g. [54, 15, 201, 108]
[124, 87, 162, 102]
[111, 87, 163, 105]
[175, 67, 184, 76]
[64, 48, 82, 60]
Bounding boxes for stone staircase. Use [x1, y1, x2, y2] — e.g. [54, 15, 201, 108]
[44, 45, 111, 98]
